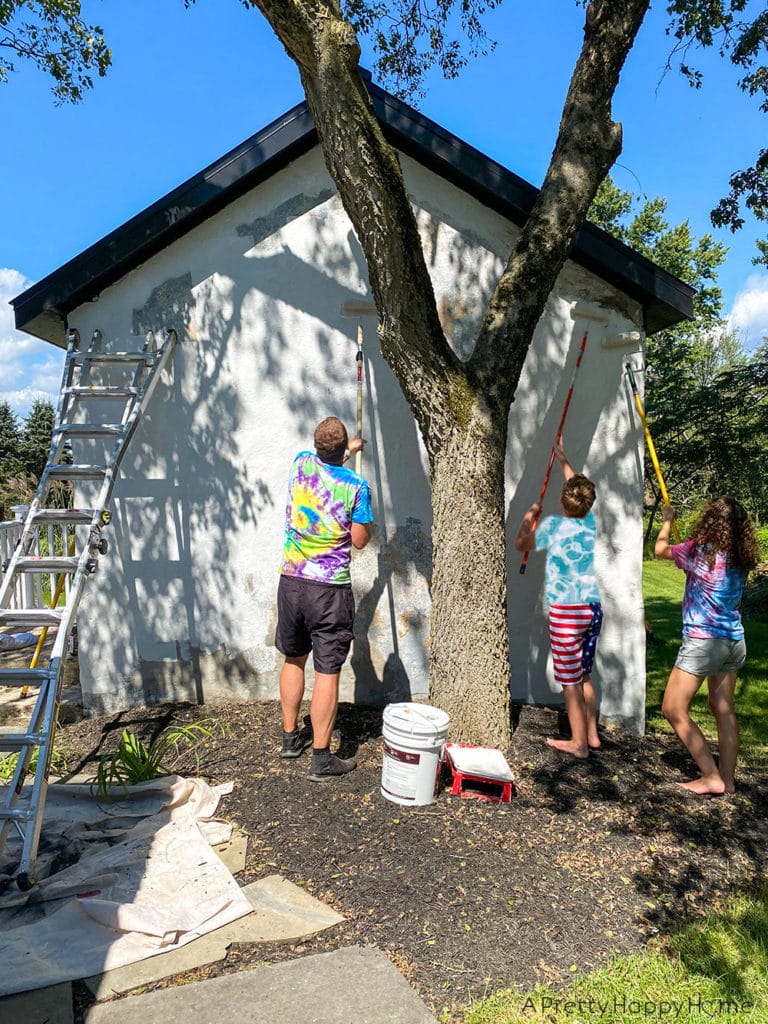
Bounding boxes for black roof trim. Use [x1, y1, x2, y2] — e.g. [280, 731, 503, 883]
[13, 78, 693, 343]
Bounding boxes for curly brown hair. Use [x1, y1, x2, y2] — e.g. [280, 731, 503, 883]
[560, 474, 596, 518]
[314, 417, 348, 461]
[690, 497, 760, 573]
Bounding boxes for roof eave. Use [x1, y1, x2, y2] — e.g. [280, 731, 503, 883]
[12, 82, 694, 345]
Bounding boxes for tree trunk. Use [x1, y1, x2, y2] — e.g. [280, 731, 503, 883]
[428, 401, 511, 746]
[252, 0, 652, 749]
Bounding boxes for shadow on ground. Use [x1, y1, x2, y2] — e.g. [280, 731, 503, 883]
[56, 700, 768, 1022]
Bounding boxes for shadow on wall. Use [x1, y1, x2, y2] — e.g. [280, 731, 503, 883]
[83, 187, 435, 709]
[95, 270, 274, 707]
[505, 329, 645, 726]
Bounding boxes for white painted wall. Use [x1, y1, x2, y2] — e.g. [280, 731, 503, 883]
[67, 145, 647, 733]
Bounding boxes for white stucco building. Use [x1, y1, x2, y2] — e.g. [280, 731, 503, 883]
[12, 80, 693, 734]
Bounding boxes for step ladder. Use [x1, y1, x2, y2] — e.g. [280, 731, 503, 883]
[0, 326, 177, 889]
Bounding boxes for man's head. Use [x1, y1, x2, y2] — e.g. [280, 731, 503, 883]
[561, 474, 595, 518]
[314, 417, 348, 464]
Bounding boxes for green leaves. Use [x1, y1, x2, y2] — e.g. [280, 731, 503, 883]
[1, 0, 111, 104]
[92, 718, 230, 798]
[342, 0, 501, 98]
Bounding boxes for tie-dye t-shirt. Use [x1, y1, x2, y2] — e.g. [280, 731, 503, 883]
[534, 510, 601, 607]
[671, 540, 746, 640]
[280, 451, 373, 585]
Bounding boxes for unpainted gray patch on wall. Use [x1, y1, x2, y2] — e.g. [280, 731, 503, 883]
[237, 190, 335, 248]
[133, 273, 194, 336]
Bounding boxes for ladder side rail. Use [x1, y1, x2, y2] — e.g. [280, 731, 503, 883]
[0, 331, 84, 608]
[0, 326, 178, 888]
[0, 674, 54, 851]
[14, 668, 61, 885]
[87, 329, 177, 519]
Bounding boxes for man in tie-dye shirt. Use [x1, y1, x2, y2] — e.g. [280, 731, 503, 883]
[275, 417, 373, 781]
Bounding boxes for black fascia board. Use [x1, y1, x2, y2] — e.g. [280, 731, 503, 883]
[368, 81, 695, 333]
[13, 79, 694, 342]
[12, 102, 318, 342]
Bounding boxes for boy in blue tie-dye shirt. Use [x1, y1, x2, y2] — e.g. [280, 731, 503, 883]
[515, 443, 603, 759]
[275, 417, 373, 781]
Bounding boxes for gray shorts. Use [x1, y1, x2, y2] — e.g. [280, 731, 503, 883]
[675, 635, 747, 677]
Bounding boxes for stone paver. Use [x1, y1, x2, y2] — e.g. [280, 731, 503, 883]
[84, 875, 344, 998]
[211, 827, 248, 874]
[0, 982, 74, 1024]
[83, 946, 438, 1024]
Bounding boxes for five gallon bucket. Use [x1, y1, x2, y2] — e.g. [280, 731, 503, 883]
[381, 702, 450, 806]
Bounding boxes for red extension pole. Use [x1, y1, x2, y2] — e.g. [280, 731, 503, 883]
[519, 330, 589, 574]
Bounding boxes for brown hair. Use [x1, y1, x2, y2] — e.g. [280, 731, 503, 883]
[314, 417, 348, 462]
[561, 474, 595, 518]
[690, 497, 760, 573]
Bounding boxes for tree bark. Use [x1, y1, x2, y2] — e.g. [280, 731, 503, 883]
[252, 0, 652, 747]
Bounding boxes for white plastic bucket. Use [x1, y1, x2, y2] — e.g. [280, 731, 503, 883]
[381, 702, 450, 806]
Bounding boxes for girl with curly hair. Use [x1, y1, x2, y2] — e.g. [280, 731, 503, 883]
[655, 497, 760, 795]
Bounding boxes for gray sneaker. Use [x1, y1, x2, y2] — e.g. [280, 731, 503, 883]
[281, 725, 313, 759]
[308, 753, 357, 781]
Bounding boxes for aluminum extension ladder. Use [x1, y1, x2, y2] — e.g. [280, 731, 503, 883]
[0, 326, 177, 889]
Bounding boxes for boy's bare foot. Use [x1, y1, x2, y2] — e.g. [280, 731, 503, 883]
[588, 734, 601, 750]
[546, 737, 589, 759]
[677, 774, 726, 796]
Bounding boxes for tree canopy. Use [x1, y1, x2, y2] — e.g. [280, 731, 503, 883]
[591, 176, 768, 534]
[0, 0, 110, 103]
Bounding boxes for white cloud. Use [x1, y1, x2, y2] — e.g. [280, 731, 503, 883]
[0, 267, 65, 419]
[728, 273, 768, 350]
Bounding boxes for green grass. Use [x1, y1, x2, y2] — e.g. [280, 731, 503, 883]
[644, 560, 768, 768]
[464, 562, 768, 1023]
[465, 888, 768, 1023]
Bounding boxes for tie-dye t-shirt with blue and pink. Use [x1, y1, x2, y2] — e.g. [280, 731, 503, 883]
[280, 452, 373, 585]
[671, 540, 746, 640]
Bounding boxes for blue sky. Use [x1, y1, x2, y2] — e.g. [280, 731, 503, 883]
[2, 0, 766, 419]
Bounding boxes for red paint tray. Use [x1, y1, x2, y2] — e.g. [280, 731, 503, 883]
[444, 743, 514, 803]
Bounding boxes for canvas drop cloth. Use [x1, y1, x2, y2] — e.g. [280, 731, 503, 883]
[0, 776, 252, 996]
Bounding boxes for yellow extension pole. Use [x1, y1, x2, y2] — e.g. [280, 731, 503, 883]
[625, 363, 681, 544]
[20, 530, 76, 698]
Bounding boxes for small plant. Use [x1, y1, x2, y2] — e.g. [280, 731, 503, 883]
[0, 745, 72, 783]
[92, 718, 229, 797]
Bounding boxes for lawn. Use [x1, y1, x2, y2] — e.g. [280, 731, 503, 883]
[464, 559, 768, 1024]
[644, 559, 768, 767]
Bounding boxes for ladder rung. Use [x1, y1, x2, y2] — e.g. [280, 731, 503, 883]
[53, 424, 124, 438]
[0, 807, 34, 824]
[0, 669, 50, 686]
[31, 509, 95, 524]
[0, 610, 62, 627]
[46, 465, 106, 480]
[0, 733, 46, 750]
[64, 386, 140, 399]
[73, 352, 156, 365]
[15, 557, 79, 573]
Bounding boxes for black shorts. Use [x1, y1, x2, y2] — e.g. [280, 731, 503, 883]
[275, 575, 355, 674]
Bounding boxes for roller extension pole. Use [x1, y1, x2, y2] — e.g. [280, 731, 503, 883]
[520, 331, 589, 574]
[355, 324, 363, 475]
[624, 362, 680, 543]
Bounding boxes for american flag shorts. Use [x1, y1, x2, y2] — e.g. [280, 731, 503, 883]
[548, 602, 603, 687]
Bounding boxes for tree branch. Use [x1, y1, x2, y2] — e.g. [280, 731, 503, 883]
[471, 0, 652, 408]
[252, 0, 461, 454]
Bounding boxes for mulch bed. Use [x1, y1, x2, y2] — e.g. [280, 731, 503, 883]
[53, 700, 768, 1021]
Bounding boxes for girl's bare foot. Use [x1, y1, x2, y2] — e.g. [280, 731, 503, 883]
[677, 774, 726, 796]
[546, 737, 589, 759]
[588, 734, 601, 750]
